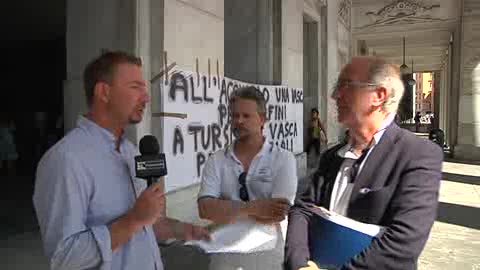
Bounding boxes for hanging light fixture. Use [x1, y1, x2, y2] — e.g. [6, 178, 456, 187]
[400, 37, 410, 75]
[408, 59, 416, 86]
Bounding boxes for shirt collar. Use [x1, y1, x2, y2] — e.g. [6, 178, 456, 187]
[338, 113, 396, 159]
[374, 112, 396, 143]
[77, 115, 126, 151]
[226, 137, 272, 159]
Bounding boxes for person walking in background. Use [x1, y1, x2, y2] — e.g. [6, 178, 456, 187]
[414, 111, 422, 132]
[306, 108, 328, 157]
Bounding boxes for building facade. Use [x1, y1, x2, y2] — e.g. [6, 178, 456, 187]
[63, 0, 479, 222]
[352, 0, 480, 160]
[64, 0, 354, 221]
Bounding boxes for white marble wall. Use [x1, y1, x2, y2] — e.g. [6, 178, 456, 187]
[164, 0, 224, 75]
[155, 0, 225, 221]
[282, 0, 304, 89]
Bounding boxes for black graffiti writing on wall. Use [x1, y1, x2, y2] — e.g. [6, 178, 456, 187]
[262, 87, 270, 103]
[167, 73, 304, 178]
[267, 105, 287, 121]
[221, 80, 230, 104]
[217, 105, 233, 146]
[218, 104, 228, 126]
[172, 126, 184, 155]
[195, 151, 215, 177]
[275, 88, 290, 103]
[219, 80, 266, 104]
[196, 152, 206, 177]
[211, 124, 222, 151]
[274, 138, 295, 152]
[291, 88, 304, 103]
[269, 121, 298, 140]
[180, 122, 230, 177]
[187, 123, 223, 153]
[191, 76, 202, 103]
[168, 73, 292, 105]
[169, 73, 188, 102]
[223, 124, 232, 148]
[188, 124, 202, 152]
[202, 76, 214, 103]
[169, 72, 215, 104]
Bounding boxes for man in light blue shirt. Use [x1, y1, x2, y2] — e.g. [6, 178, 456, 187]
[33, 51, 209, 270]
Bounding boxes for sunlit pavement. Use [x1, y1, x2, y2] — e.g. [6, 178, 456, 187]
[418, 159, 480, 270]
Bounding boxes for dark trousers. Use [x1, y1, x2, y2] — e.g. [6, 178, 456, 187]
[306, 138, 321, 155]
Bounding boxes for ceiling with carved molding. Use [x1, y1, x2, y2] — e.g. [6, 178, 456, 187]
[351, 0, 461, 72]
[464, 0, 480, 11]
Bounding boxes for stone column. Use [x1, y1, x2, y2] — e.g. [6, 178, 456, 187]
[433, 71, 441, 129]
[439, 65, 449, 142]
[65, 0, 136, 134]
[445, 38, 455, 148]
[454, 5, 480, 161]
[326, 0, 341, 144]
[131, 0, 152, 144]
[449, 16, 462, 154]
[319, 6, 329, 127]
[225, 0, 279, 85]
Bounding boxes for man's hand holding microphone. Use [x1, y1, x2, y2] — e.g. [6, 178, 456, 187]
[126, 181, 166, 228]
[133, 135, 209, 242]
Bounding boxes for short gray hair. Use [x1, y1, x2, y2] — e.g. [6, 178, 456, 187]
[367, 58, 405, 113]
[229, 86, 267, 116]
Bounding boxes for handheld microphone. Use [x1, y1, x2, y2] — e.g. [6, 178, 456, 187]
[135, 135, 167, 186]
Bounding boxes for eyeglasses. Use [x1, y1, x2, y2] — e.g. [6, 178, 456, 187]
[238, 172, 249, 201]
[332, 80, 379, 95]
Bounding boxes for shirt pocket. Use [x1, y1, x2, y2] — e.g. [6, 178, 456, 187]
[350, 185, 395, 222]
[355, 185, 393, 205]
[248, 175, 274, 198]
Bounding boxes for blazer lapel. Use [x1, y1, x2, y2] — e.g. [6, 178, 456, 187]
[349, 124, 400, 202]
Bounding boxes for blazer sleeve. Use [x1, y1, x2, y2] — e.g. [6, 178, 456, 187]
[284, 147, 335, 270]
[284, 198, 314, 270]
[342, 141, 443, 270]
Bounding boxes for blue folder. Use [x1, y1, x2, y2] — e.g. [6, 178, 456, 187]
[308, 207, 384, 269]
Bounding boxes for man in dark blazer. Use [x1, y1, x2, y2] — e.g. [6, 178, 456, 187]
[284, 57, 443, 270]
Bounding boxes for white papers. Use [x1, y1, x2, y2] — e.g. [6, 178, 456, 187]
[185, 220, 278, 254]
[314, 206, 384, 237]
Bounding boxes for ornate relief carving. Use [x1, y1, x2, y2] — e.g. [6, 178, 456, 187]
[304, 0, 326, 20]
[338, 0, 352, 29]
[361, 0, 442, 28]
[318, 0, 327, 7]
